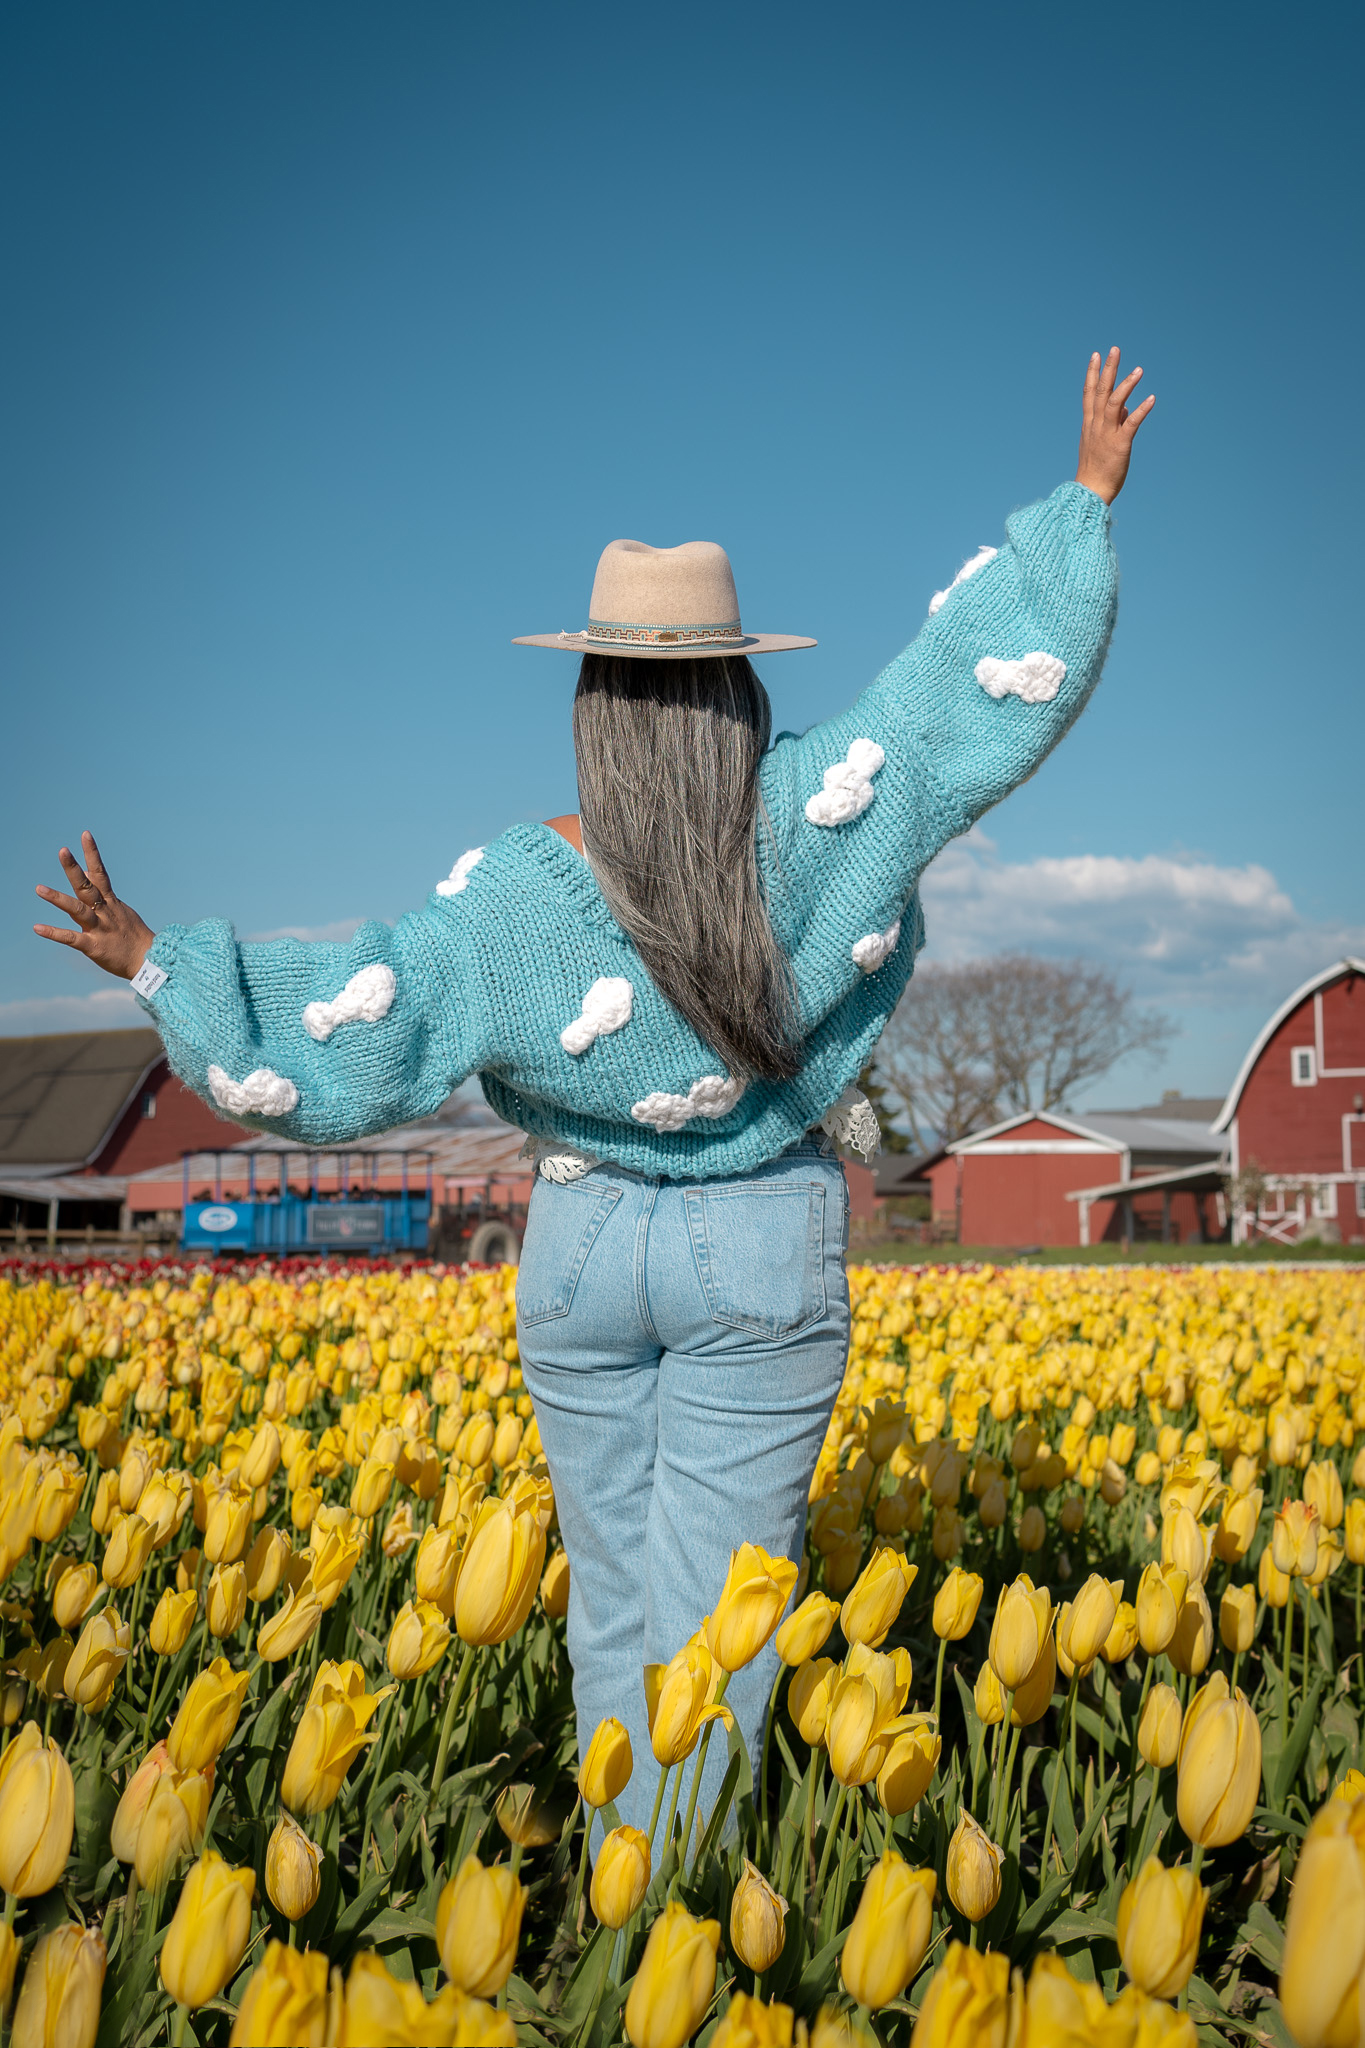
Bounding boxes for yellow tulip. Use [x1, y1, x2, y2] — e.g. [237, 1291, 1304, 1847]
[591, 1826, 651, 1930]
[308, 1523, 364, 1611]
[256, 1580, 324, 1662]
[336, 1952, 506, 2047]
[1117, 1855, 1206, 1999]
[1334, 1770, 1365, 1804]
[1137, 1683, 1183, 1769]
[1056, 1573, 1120, 1675]
[1162, 1506, 1212, 1586]
[974, 1661, 1007, 1727]
[774, 1591, 841, 1666]
[1273, 1499, 1321, 1579]
[385, 1598, 451, 1679]
[1177, 1674, 1262, 1848]
[840, 1850, 934, 2008]
[729, 1858, 788, 1973]
[0, 1722, 75, 1897]
[706, 1544, 800, 1672]
[1022, 1952, 1109, 2033]
[876, 1716, 941, 1816]
[9, 1924, 105, 2048]
[280, 1673, 393, 1816]
[826, 1643, 914, 1788]
[1017, 1505, 1045, 1553]
[166, 1656, 251, 1772]
[1279, 1791, 1365, 2048]
[454, 1487, 547, 1647]
[63, 1607, 131, 1713]
[101, 1511, 155, 1590]
[1168, 1582, 1214, 1678]
[945, 1811, 1003, 1922]
[111, 1742, 175, 1862]
[264, 1811, 321, 1922]
[133, 1767, 211, 1890]
[624, 1901, 721, 2048]
[0, 1921, 16, 2022]
[840, 1547, 917, 1651]
[50, 1563, 99, 1633]
[789, 1658, 836, 1747]
[651, 1642, 729, 1768]
[932, 1568, 984, 1642]
[540, 1548, 570, 1619]
[1009, 1633, 1057, 1727]
[1345, 1498, 1365, 1567]
[349, 1455, 395, 1519]
[1212, 1487, 1263, 1565]
[415, 1524, 462, 1617]
[1304, 1459, 1344, 1532]
[206, 1562, 247, 1639]
[245, 1526, 291, 1604]
[909, 1941, 1018, 2048]
[159, 1850, 256, 2009]
[137, 1471, 192, 1547]
[988, 1575, 1052, 1691]
[149, 1586, 198, 1657]
[436, 1852, 526, 1997]
[1136, 1562, 1188, 1656]
[579, 1717, 633, 1809]
[1219, 1584, 1257, 1655]
[228, 1942, 328, 2048]
[239, 1419, 281, 1491]
[203, 1487, 253, 1566]
[1103, 1601, 1139, 1664]
[1135, 1450, 1163, 1487]
[715, 1993, 802, 2048]
[1259, 1541, 1292, 1609]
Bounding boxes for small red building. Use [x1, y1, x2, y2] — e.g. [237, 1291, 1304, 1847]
[1213, 958, 1365, 1245]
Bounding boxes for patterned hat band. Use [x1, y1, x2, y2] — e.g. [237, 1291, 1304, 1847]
[563, 619, 747, 648]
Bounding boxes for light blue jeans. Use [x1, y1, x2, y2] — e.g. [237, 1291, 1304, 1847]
[516, 1138, 850, 1847]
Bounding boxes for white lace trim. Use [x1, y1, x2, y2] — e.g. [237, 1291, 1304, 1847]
[819, 1085, 881, 1159]
[519, 1135, 598, 1184]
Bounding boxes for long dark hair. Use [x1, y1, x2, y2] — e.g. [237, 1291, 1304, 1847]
[572, 653, 803, 1083]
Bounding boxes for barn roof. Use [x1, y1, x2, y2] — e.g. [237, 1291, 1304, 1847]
[0, 1029, 164, 1172]
[1213, 958, 1365, 1134]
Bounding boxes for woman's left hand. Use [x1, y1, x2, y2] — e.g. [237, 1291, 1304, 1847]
[1075, 346, 1154, 504]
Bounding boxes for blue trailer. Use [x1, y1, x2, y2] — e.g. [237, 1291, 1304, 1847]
[180, 1149, 433, 1257]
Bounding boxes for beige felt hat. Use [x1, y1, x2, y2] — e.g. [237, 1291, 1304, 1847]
[514, 538, 815, 658]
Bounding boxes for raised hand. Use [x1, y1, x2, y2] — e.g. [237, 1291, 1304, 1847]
[33, 831, 155, 981]
[1075, 347, 1154, 504]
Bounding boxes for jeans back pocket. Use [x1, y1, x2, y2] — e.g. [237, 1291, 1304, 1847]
[684, 1180, 827, 1339]
[516, 1179, 622, 1326]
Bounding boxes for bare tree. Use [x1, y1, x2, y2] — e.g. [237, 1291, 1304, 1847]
[871, 954, 1173, 1152]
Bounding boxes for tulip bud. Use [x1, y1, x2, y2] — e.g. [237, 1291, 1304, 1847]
[206, 1562, 247, 1640]
[1219, 1584, 1257, 1655]
[989, 1575, 1052, 1691]
[974, 1660, 1007, 1727]
[63, 1607, 131, 1713]
[624, 1901, 720, 2048]
[280, 1670, 392, 1816]
[350, 1455, 395, 1520]
[1117, 1855, 1206, 1999]
[651, 1643, 723, 1768]
[239, 1420, 281, 1491]
[256, 1580, 324, 1662]
[1304, 1459, 1344, 1532]
[436, 1853, 525, 1997]
[933, 1568, 984, 1642]
[0, 1722, 75, 1896]
[840, 1547, 916, 1652]
[102, 1512, 156, 1591]
[946, 1810, 1003, 1922]
[245, 1526, 291, 1604]
[414, 1524, 462, 1617]
[1017, 1505, 1045, 1553]
[265, 1811, 322, 1921]
[496, 1781, 561, 1850]
[203, 1487, 253, 1566]
[1137, 1682, 1183, 1769]
[775, 1592, 841, 1666]
[1274, 1499, 1320, 1579]
[1259, 1541, 1292, 1609]
[149, 1587, 198, 1658]
[228, 1942, 329, 2048]
[826, 1643, 913, 1789]
[10, 1924, 105, 2048]
[579, 1717, 633, 1810]
[1056, 1574, 1120, 1675]
[1135, 1451, 1162, 1488]
[789, 1658, 836, 1747]
[1213, 1487, 1263, 1565]
[876, 1717, 941, 1816]
[166, 1656, 251, 1772]
[134, 1767, 211, 1890]
[454, 1489, 546, 1648]
[111, 1742, 175, 1862]
[911, 1941, 1017, 2046]
[50, 1563, 99, 1633]
[0, 1919, 15, 2015]
[540, 1549, 570, 1619]
[729, 1858, 788, 1974]
[1135, 1562, 1187, 1656]
[1177, 1674, 1262, 1848]
[1280, 1791, 1365, 2047]
[1100, 1459, 1127, 1508]
[160, 1850, 256, 2009]
[385, 1598, 451, 1680]
[1010, 1633, 1057, 1726]
[1345, 1497, 1365, 1567]
[1102, 1601, 1139, 1665]
[840, 1850, 935, 2009]
[591, 1826, 651, 1930]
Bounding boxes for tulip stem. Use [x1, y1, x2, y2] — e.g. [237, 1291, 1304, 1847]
[1039, 1669, 1079, 1892]
[575, 1931, 614, 2048]
[430, 1641, 477, 1798]
[1125, 1660, 1154, 1847]
[570, 1799, 593, 1932]
[681, 1673, 731, 1879]
[932, 1635, 947, 1731]
[758, 1665, 784, 1861]
[644, 1762, 669, 1860]
[662, 1759, 686, 1874]
[1281, 1587, 1294, 1750]
[171, 2004, 188, 2048]
[812, 1781, 847, 1903]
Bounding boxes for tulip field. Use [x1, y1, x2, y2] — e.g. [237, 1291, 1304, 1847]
[0, 1257, 1360, 2047]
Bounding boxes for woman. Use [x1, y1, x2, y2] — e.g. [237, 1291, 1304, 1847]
[34, 348, 1151, 1834]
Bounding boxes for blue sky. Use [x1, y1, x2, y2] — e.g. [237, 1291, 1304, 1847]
[3, 0, 1361, 1110]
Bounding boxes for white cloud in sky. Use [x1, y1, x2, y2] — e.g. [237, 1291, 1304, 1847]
[920, 832, 1365, 1008]
[246, 918, 367, 944]
[0, 986, 142, 1035]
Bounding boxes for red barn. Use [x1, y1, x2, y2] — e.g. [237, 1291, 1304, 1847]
[1213, 958, 1365, 1245]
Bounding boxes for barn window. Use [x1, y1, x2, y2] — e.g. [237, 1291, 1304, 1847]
[1291, 1047, 1316, 1086]
[1357, 1181, 1365, 1219]
[1311, 1183, 1338, 1220]
[140, 1092, 156, 1119]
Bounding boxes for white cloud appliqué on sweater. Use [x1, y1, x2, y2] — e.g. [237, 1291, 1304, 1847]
[560, 977, 634, 1055]
[435, 848, 484, 897]
[631, 1075, 744, 1132]
[928, 545, 997, 616]
[851, 918, 901, 973]
[207, 1066, 300, 1117]
[805, 738, 885, 827]
[301, 964, 396, 1043]
[975, 653, 1066, 704]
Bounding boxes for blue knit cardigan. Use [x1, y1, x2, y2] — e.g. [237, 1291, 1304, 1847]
[136, 482, 1117, 1180]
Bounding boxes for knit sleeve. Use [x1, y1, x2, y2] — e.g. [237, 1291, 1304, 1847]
[760, 482, 1117, 894]
[132, 894, 486, 1146]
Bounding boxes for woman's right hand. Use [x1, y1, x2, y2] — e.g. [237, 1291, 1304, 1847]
[1075, 346, 1154, 504]
[33, 830, 156, 981]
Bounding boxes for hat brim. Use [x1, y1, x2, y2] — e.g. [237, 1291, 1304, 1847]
[513, 632, 816, 658]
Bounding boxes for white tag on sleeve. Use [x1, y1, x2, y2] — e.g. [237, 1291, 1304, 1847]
[130, 958, 168, 1000]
